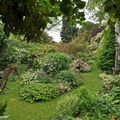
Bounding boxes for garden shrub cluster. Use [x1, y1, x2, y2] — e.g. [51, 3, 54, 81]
[55, 82, 72, 94]
[42, 52, 71, 76]
[99, 73, 120, 112]
[0, 34, 58, 70]
[58, 33, 88, 60]
[73, 59, 91, 72]
[20, 70, 54, 85]
[88, 31, 104, 57]
[55, 70, 82, 87]
[57, 87, 120, 120]
[19, 83, 60, 103]
[99, 73, 120, 104]
[19, 52, 83, 102]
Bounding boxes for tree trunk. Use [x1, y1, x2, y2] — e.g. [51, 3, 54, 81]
[115, 21, 120, 74]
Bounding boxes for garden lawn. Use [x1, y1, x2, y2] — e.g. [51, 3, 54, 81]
[0, 65, 102, 120]
[81, 64, 103, 94]
[0, 82, 59, 120]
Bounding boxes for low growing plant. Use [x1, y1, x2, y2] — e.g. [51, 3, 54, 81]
[19, 83, 60, 103]
[55, 70, 82, 87]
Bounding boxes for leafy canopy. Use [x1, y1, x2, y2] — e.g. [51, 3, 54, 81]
[87, 0, 120, 22]
[0, 0, 86, 41]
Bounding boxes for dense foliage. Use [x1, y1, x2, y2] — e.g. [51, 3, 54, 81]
[42, 52, 71, 76]
[0, 0, 85, 41]
[20, 83, 60, 103]
[57, 87, 120, 119]
[0, 23, 8, 70]
[0, 35, 57, 70]
[87, 0, 120, 23]
[55, 70, 81, 86]
[0, 23, 7, 52]
[97, 25, 115, 73]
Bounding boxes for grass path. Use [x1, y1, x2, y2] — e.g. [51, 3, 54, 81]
[0, 65, 103, 120]
[81, 64, 103, 94]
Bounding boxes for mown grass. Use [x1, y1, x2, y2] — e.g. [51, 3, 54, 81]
[0, 82, 59, 120]
[0, 64, 103, 120]
[81, 64, 103, 94]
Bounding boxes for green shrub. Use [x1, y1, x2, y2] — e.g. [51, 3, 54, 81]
[33, 70, 52, 83]
[0, 101, 7, 116]
[19, 83, 60, 103]
[112, 75, 120, 87]
[97, 25, 115, 73]
[16, 63, 28, 75]
[0, 34, 57, 70]
[19, 71, 37, 85]
[57, 94, 79, 117]
[42, 52, 71, 76]
[55, 82, 72, 94]
[99, 73, 120, 93]
[55, 70, 82, 86]
[20, 70, 54, 85]
[0, 25, 8, 70]
[57, 87, 120, 119]
[110, 87, 120, 104]
[8, 74, 18, 82]
[20, 52, 42, 69]
[0, 26, 7, 53]
[98, 73, 114, 81]
[57, 87, 92, 117]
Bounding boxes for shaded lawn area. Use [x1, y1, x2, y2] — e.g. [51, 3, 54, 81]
[0, 65, 103, 120]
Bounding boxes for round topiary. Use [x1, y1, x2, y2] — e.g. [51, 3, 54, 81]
[42, 52, 71, 76]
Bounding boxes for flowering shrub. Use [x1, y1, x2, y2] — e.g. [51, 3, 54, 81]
[73, 59, 91, 72]
[20, 70, 53, 85]
[99, 73, 120, 93]
[33, 70, 52, 83]
[19, 71, 38, 85]
[98, 73, 114, 81]
[42, 52, 71, 76]
[55, 82, 72, 94]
